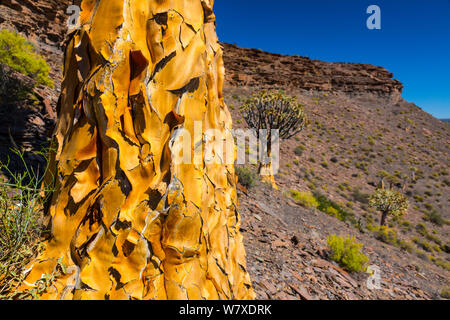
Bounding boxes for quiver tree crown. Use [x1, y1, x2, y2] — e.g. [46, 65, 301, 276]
[240, 90, 307, 140]
[369, 186, 409, 226]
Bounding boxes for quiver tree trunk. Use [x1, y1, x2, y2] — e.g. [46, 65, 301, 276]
[380, 210, 388, 227]
[20, 0, 254, 300]
[257, 133, 278, 190]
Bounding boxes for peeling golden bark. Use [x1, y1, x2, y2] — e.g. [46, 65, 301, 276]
[20, 0, 254, 300]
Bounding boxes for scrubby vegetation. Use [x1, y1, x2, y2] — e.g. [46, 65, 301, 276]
[423, 210, 447, 226]
[327, 235, 369, 272]
[0, 149, 53, 299]
[441, 288, 450, 299]
[235, 166, 257, 189]
[0, 29, 52, 88]
[313, 191, 356, 225]
[289, 190, 318, 208]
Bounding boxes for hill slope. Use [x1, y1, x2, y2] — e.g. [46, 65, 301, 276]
[222, 43, 450, 299]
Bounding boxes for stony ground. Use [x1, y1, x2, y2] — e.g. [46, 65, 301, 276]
[238, 183, 448, 300]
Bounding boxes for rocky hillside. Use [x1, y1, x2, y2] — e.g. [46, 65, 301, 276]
[0, 0, 71, 84]
[0, 1, 449, 300]
[223, 44, 450, 299]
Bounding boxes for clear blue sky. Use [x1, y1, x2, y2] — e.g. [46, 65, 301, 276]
[214, 0, 450, 119]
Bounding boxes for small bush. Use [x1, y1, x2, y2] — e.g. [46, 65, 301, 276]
[235, 166, 257, 189]
[423, 210, 446, 226]
[397, 240, 413, 253]
[290, 190, 319, 208]
[294, 145, 305, 156]
[441, 288, 450, 299]
[374, 226, 398, 245]
[0, 29, 53, 87]
[416, 239, 433, 252]
[442, 243, 450, 254]
[416, 223, 428, 237]
[400, 220, 412, 232]
[415, 249, 429, 261]
[435, 259, 450, 271]
[324, 206, 339, 217]
[313, 191, 356, 225]
[352, 188, 370, 204]
[321, 161, 329, 169]
[327, 235, 369, 272]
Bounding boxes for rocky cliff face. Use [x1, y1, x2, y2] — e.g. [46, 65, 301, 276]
[222, 43, 403, 102]
[0, 0, 72, 83]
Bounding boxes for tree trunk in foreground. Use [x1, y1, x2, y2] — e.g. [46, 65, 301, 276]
[20, 0, 254, 300]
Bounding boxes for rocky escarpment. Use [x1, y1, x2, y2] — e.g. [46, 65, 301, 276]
[222, 43, 403, 102]
[0, 1, 404, 103]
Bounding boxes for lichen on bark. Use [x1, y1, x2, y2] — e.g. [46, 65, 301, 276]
[19, 0, 255, 300]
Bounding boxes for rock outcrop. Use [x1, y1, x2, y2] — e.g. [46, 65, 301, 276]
[222, 43, 403, 102]
[0, 0, 72, 83]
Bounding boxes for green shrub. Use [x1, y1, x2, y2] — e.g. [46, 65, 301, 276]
[414, 249, 429, 261]
[0, 29, 52, 88]
[324, 206, 339, 217]
[400, 220, 412, 232]
[235, 166, 257, 189]
[352, 188, 370, 204]
[397, 240, 413, 253]
[313, 191, 356, 225]
[417, 239, 433, 252]
[294, 145, 305, 156]
[327, 235, 369, 272]
[442, 243, 450, 254]
[290, 190, 319, 208]
[374, 226, 398, 245]
[416, 223, 428, 237]
[423, 210, 446, 226]
[441, 288, 450, 299]
[435, 259, 450, 271]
